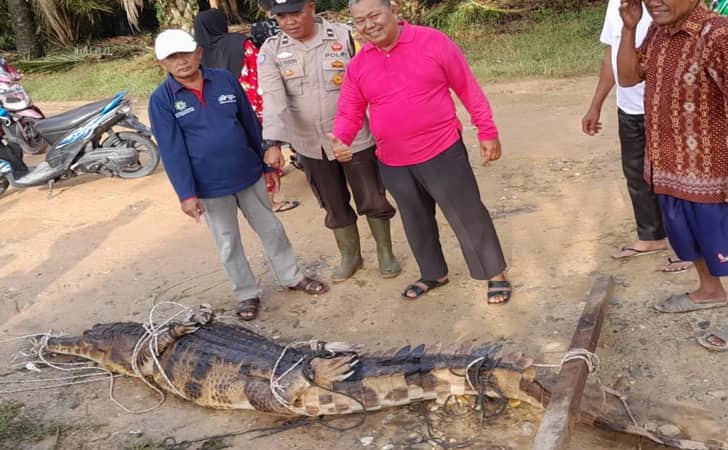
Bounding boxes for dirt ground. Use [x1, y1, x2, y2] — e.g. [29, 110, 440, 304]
[1, 76, 727, 450]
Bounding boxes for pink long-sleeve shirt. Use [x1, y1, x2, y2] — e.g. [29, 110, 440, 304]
[333, 22, 498, 166]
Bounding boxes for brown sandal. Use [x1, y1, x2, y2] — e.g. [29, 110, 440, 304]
[236, 298, 260, 321]
[288, 276, 329, 295]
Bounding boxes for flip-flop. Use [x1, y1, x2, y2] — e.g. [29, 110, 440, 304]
[611, 246, 660, 259]
[273, 200, 300, 213]
[659, 257, 693, 274]
[698, 327, 728, 352]
[653, 293, 728, 313]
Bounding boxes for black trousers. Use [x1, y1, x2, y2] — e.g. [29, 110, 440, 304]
[378, 139, 506, 281]
[301, 146, 395, 229]
[617, 109, 666, 241]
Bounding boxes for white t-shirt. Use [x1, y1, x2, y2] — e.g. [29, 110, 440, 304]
[599, 0, 652, 114]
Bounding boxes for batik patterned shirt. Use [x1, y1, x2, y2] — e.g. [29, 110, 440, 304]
[638, 3, 728, 203]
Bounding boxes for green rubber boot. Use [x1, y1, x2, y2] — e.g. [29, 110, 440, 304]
[367, 217, 401, 278]
[332, 224, 363, 282]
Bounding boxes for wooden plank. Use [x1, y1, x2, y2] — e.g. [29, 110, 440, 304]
[531, 275, 614, 450]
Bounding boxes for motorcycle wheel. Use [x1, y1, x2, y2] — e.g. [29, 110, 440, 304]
[17, 119, 46, 155]
[102, 131, 160, 179]
[0, 176, 8, 196]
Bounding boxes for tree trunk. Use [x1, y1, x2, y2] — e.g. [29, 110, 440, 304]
[155, 0, 199, 32]
[7, 0, 43, 58]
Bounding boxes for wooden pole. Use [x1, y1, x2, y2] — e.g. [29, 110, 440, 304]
[531, 275, 614, 450]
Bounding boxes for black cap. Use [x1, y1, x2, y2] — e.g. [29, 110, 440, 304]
[270, 0, 306, 14]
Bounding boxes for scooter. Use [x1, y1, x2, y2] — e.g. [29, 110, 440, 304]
[0, 91, 160, 198]
[0, 56, 45, 154]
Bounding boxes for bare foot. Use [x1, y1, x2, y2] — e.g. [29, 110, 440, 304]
[689, 288, 727, 305]
[659, 257, 693, 273]
[611, 239, 668, 259]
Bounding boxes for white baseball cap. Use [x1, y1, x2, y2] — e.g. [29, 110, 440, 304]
[154, 29, 198, 60]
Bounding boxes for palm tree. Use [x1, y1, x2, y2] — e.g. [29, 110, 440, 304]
[7, 0, 43, 58]
[153, 0, 199, 31]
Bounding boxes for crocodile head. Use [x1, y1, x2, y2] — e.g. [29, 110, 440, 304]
[45, 322, 147, 377]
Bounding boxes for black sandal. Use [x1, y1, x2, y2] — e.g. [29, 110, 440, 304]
[288, 276, 329, 295]
[487, 280, 512, 305]
[401, 278, 449, 300]
[236, 298, 260, 321]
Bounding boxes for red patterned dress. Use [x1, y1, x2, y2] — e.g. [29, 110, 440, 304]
[240, 39, 263, 122]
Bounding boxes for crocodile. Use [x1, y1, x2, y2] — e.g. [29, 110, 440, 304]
[43, 305, 547, 416]
[38, 305, 728, 449]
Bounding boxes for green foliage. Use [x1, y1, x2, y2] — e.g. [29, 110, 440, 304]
[0, 401, 61, 444]
[0, 1, 14, 50]
[462, 5, 605, 81]
[124, 442, 166, 450]
[21, 52, 164, 101]
[424, 0, 508, 30]
[15, 45, 145, 73]
[21, 4, 607, 101]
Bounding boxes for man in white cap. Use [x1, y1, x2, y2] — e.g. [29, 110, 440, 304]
[148, 29, 329, 321]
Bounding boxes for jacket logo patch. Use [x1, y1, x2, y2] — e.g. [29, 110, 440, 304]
[258, 53, 266, 65]
[218, 94, 236, 104]
[331, 41, 343, 52]
[283, 69, 295, 78]
[175, 100, 188, 111]
[331, 60, 344, 68]
[277, 51, 293, 59]
[174, 107, 195, 118]
[332, 73, 344, 85]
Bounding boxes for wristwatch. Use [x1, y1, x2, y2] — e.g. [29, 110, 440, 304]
[261, 139, 282, 150]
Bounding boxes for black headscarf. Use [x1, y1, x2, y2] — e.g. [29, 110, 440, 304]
[193, 9, 246, 76]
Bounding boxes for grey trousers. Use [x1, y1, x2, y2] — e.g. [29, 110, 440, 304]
[201, 177, 304, 301]
[378, 139, 507, 281]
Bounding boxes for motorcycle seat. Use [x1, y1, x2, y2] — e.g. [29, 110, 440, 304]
[34, 98, 114, 137]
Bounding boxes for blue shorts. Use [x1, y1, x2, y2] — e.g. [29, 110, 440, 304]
[657, 195, 728, 277]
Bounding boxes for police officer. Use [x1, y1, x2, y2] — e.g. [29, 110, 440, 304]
[258, 0, 400, 282]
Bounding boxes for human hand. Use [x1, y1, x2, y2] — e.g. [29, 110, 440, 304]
[328, 133, 353, 163]
[581, 107, 602, 135]
[480, 138, 502, 165]
[619, 0, 643, 31]
[264, 171, 280, 194]
[263, 146, 284, 169]
[180, 197, 205, 223]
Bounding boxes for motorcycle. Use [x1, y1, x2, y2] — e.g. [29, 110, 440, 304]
[0, 56, 45, 154]
[0, 91, 160, 198]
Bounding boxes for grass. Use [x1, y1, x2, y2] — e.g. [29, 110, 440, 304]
[0, 401, 62, 446]
[21, 53, 165, 102]
[18, 5, 605, 102]
[457, 6, 606, 81]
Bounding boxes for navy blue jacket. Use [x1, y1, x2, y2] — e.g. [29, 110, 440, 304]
[149, 67, 266, 200]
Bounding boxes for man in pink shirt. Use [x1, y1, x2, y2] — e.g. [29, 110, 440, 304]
[331, 0, 511, 304]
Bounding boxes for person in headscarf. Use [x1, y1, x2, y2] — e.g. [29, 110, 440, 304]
[194, 8, 299, 213]
[250, 0, 281, 49]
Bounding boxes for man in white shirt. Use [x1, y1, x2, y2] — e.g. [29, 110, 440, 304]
[582, 0, 690, 273]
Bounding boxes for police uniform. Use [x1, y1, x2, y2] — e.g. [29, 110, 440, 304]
[258, 0, 400, 281]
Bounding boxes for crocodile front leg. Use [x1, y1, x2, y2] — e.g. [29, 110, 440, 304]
[232, 355, 357, 414]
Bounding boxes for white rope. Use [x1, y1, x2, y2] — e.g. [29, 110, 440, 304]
[464, 356, 486, 392]
[0, 375, 120, 394]
[3, 302, 200, 414]
[269, 342, 306, 411]
[532, 348, 638, 427]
